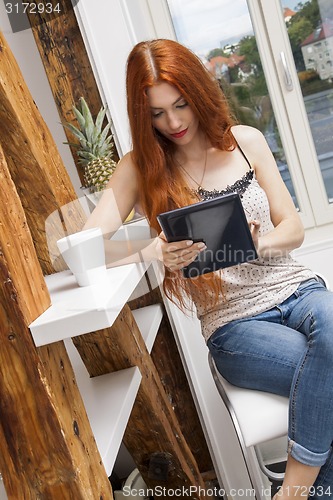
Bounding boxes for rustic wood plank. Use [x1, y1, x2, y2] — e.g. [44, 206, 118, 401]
[26, 0, 119, 186]
[128, 283, 215, 476]
[72, 304, 207, 499]
[0, 31, 86, 275]
[0, 143, 112, 498]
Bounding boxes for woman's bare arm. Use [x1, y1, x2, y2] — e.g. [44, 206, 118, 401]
[232, 125, 304, 258]
[84, 152, 204, 268]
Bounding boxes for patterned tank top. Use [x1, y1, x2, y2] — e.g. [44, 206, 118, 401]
[189, 145, 315, 341]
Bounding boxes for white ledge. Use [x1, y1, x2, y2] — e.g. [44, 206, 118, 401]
[64, 303, 163, 475]
[132, 304, 163, 353]
[29, 257, 164, 477]
[30, 262, 149, 347]
[65, 337, 142, 476]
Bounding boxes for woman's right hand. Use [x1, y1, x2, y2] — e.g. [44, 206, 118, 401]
[156, 232, 207, 271]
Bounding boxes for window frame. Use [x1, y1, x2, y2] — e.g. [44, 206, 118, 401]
[252, 0, 333, 227]
[154, 0, 333, 231]
[73, 0, 333, 242]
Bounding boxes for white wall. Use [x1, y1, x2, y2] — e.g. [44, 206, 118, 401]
[294, 239, 333, 288]
[0, 6, 82, 196]
[73, 0, 175, 155]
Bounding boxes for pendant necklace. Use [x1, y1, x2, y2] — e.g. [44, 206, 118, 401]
[177, 147, 208, 196]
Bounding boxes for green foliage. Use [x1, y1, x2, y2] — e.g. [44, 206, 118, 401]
[238, 36, 262, 74]
[228, 66, 240, 84]
[64, 97, 113, 166]
[288, 17, 313, 48]
[298, 69, 320, 84]
[289, 0, 320, 31]
[287, 0, 321, 71]
[299, 72, 333, 96]
[219, 78, 271, 132]
[207, 48, 228, 60]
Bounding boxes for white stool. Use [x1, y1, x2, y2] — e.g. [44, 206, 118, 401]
[208, 274, 330, 499]
[209, 352, 288, 498]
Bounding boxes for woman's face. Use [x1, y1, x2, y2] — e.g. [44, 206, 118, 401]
[147, 82, 200, 146]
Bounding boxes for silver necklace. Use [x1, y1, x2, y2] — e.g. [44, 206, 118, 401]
[177, 147, 208, 192]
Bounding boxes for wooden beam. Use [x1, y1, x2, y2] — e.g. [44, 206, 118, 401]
[0, 143, 112, 498]
[26, 0, 119, 186]
[128, 287, 214, 475]
[0, 30, 86, 275]
[72, 305, 207, 499]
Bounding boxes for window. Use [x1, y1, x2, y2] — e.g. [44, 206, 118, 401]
[160, 0, 333, 230]
[73, 0, 333, 239]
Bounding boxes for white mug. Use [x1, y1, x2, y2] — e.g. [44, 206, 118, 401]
[57, 227, 107, 286]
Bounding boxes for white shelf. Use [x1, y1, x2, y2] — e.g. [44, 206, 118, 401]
[64, 338, 141, 476]
[63, 303, 163, 476]
[30, 262, 149, 347]
[132, 304, 163, 354]
[29, 259, 164, 477]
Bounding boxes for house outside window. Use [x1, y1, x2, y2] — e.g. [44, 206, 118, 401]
[301, 22, 333, 80]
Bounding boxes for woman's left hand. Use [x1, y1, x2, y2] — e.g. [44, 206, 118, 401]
[249, 219, 260, 251]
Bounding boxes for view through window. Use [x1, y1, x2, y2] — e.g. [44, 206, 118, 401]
[285, 0, 333, 202]
[167, 0, 333, 206]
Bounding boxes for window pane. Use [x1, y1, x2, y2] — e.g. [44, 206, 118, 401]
[166, 0, 299, 206]
[282, 0, 333, 202]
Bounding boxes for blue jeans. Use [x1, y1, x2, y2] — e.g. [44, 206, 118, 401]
[207, 278, 333, 496]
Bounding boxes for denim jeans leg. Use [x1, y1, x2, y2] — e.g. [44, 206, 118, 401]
[207, 279, 333, 492]
[207, 307, 307, 398]
[285, 281, 333, 493]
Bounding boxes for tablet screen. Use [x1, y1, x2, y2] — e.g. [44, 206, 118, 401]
[157, 192, 258, 277]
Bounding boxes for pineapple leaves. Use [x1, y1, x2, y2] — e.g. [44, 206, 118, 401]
[64, 97, 115, 183]
[93, 107, 107, 144]
[72, 106, 86, 131]
[80, 97, 95, 145]
[63, 122, 88, 145]
[97, 123, 111, 150]
[78, 151, 96, 160]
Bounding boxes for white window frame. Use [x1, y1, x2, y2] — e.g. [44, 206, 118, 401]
[256, 0, 333, 228]
[152, 0, 333, 233]
[73, 0, 333, 242]
[72, 0, 176, 156]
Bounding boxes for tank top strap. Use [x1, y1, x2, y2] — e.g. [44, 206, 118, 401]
[234, 139, 252, 170]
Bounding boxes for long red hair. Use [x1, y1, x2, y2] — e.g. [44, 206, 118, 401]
[126, 39, 236, 307]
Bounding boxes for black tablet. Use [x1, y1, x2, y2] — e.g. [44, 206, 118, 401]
[157, 192, 258, 278]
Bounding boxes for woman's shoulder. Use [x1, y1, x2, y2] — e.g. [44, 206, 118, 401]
[114, 151, 137, 176]
[231, 125, 269, 166]
[109, 151, 140, 192]
[231, 124, 264, 145]
[118, 150, 135, 168]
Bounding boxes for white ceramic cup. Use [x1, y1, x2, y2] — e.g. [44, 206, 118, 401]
[56, 227, 107, 286]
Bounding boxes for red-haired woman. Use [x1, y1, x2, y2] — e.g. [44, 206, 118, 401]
[86, 39, 333, 498]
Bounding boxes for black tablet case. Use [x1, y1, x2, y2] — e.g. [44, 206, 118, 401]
[157, 192, 258, 278]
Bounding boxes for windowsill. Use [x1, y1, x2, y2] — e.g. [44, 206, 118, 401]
[302, 222, 333, 249]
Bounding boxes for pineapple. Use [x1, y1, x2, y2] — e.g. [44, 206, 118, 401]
[65, 97, 117, 193]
